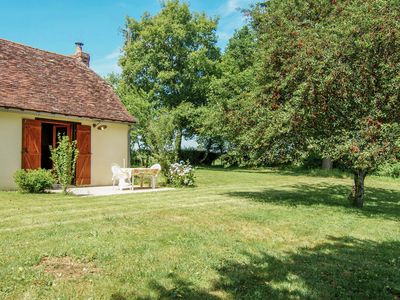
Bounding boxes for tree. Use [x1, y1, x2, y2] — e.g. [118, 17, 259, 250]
[120, 0, 220, 157]
[106, 73, 175, 170]
[245, 0, 400, 207]
[50, 135, 79, 194]
[199, 25, 258, 163]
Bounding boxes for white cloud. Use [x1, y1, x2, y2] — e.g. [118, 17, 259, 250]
[215, 0, 256, 49]
[105, 49, 121, 60]
[91, 48, 122, 76]
[92, 61, 121, 76]
[219, 0, 254, 17]
[226, 0, 240, 15]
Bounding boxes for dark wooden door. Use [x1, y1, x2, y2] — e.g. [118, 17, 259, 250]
[76, 124, 91, 185]
[22, 119, 41, 169]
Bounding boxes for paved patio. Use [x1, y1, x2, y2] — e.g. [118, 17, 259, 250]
[52, 186, 175, 196]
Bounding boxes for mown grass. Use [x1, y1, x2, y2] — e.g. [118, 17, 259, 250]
[0, 168, 399, 299]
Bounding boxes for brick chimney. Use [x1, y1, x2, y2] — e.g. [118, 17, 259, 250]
[73, 42, 90, 66]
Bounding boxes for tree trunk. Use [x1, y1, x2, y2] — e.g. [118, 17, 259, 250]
[352, 170, 366, 208]
[175, 129, 183, 161]
[200, 139, 212, 164]
[322, 157, 333, 170]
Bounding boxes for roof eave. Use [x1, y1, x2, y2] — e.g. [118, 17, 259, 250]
[0, 106, 137, 125]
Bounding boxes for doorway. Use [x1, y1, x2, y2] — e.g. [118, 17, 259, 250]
[40, 122, 72, 170]
[22, 118, 91, 185]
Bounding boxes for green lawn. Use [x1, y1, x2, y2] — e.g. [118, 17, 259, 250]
[0, 168, 399, 299]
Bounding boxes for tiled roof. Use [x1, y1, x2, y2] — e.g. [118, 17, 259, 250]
[0, 38, 135, 123]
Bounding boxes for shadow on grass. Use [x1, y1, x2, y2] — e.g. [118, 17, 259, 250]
[237, 168, 351, 179]
[138, 237, 400, 299]
[138, 277, 219, 300]
[198, 166, 352, 179]
[225, 183, 400, 220]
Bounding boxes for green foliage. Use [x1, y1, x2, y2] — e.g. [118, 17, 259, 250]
[108, 79, 178, 172]
[119, 0, 220, 155]
[199, 25, 258, 154]
[180, 149, 220, 165]
[130, 149, 151, 167]
[50, 135, 79, 194]
[121, 0, 219, 108]
[145, 111, 177, 177]
[299, 151, 323, 169]
[254, 0, 399, 167]
[215, 0, 400, 206]
[14, 169, 55, 193]
[167, 161, 195, 187]
[375, 161, 400, 178]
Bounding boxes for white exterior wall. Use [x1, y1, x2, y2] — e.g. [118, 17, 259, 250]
[90, 121, 130, 186]
[0, 112, 22, 189]
[0, 110, 130, 190]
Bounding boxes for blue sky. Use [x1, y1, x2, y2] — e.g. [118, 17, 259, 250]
[0, 0, 256, 76]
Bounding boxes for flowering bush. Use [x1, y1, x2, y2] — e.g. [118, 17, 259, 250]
[167, 161, 195, 187]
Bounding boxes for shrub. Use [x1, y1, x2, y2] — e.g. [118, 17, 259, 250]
[14, 169, 55, 193]
[375, 162, 400, 178]
[301, 151, 323, 169]
[131, 149, 152, 167]
[180, 149, 221, 165]
[167, 161, 195, 187]
[50, 135, 79, 194]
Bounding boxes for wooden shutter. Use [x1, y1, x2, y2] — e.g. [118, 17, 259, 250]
[22, 119, 41, 169]
[76, 124, 91, 185]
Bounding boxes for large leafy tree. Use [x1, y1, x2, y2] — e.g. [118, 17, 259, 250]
[106, 73, 176, 174]
[120, 0, 220, 157]
[246, 0, 400, 207]
[199, 25, 258, 161]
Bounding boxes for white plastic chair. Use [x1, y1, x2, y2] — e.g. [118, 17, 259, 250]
[111, 163, 120, 188]
[149, 164, 161, 189]
[111, 164, 132, 191]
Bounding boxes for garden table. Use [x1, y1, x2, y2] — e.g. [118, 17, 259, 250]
[121, 168, 160, 189]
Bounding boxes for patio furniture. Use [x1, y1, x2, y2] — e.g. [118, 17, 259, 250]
[149, 164, 161, 189]
[111, 163, 120, 188]
[111, 164, 133, 191]
[121, 165, 161, 190]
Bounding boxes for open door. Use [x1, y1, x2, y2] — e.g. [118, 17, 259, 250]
[76, 124, 91, 185]
[52, 125, 71, 148]
[22, 119, 41, 169]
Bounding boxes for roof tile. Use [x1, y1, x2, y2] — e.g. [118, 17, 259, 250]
[0, 39, 135, 123]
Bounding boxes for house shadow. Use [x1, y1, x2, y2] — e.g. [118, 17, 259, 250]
[135, 237, 400, 299]
[225, 183, 400, 220]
